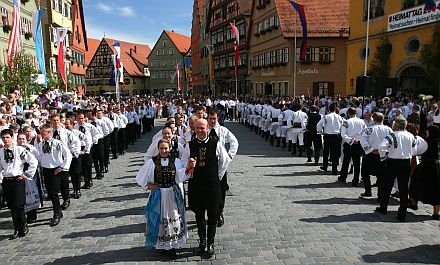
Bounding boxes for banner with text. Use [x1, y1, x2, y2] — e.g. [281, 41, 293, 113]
[388, 1, 440, 32]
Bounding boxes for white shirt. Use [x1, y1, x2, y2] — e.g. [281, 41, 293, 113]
[51, 127, 81, 158]
[316, 112, 343, 134]
[75, 122, 103, 144]
[360, 124, 393, 155]
[379, 130, 416, 160]
[118, 114, 128, 128]
[210, 123, 239, 159]
[0, 145, 38, 180]
[341, 116, 366, 145]
[72, 129, 92, 154]
[38, 139, 72, 170]
[99, 117, 114, 135]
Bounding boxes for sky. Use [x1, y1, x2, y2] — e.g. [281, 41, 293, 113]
[82, 0, 193, 48]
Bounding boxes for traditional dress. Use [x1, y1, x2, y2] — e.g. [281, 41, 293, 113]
[136, 156, 190, 250]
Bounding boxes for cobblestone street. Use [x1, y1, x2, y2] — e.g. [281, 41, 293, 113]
[0, 120, 439, 264]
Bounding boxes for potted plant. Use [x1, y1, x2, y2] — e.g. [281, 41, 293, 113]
[24, 32, 33, 40]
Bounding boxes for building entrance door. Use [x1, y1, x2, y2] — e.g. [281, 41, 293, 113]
[399, 66, 427, 94]
[264, 83, 272, 95]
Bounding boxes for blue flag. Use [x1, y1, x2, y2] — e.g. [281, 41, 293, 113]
[32, 9, 47, 87]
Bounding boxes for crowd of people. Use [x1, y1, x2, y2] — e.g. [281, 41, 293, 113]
[0, 89, 159, 240]
[236, 94, 440, 224]
[1, 87, 439, 260]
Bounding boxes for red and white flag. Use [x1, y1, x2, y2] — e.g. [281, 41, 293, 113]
[230, 22, 240, 78]
[7, 0, 21, 65]
[56, 28, 68, 90]
[176, 64, 181, 91]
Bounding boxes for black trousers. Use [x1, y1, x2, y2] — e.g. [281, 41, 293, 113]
[118, 128, 126, 154]
[146, 118, 154, 132]
[339, 143, 363, 182]
[361, 153, 384, 195]
[43, 168, 67, 216]
[142, 117, 148, 134]
[92, 140, 105, 175]
[219, 173, 229, 214]
[379, 158, 411, 217]
[70, 157, 82, 191]
[81, 153, 93, 186]
[322, 134, 341, 172]
[127, 123, 136, 145]
[60, 166, 71, 202]
[2, 178, 26, 232]
[304, 132, 322, 161]
[136, 123, 141, 139]
[103, 135, 111, 167]
[111, 129, 119, 158]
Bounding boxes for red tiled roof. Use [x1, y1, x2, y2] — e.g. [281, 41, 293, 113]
[274, 0, 349, 38]
[85, 38, 101, 65]
[165, 30, 191, 55]
[237, 0, 252, 13]
[104, 38, 151, 77]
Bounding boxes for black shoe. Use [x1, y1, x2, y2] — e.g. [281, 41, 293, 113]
[104, 167, 109, 173]
[198, 239, 206, 254]
[18, 227, 29, 237]
[50, 213, 63, 227]
[337, 178, 346, 184]
[319, 167, 327, 172]
[314, 161, 319, 166]
[375, 207, 387, 215]
[206, 244, 215, 257]
[112, 155, 118, 159]
[27, 218, 37, 224]
[431, 214, 440, 220]
[351, 181, 359, 187]
[89, 180, 93, 187]
[61, 200, 70, 210]
[9, 231, 19, 240]
[408, 203, 418, 211]
[82, 183, 90, 189]
[217, 214, 225, 227]
[396, 215, 406, 222]
[307, 158, 312, 162]
[360, 192, 372, 197]
[73, 190, 80, 199]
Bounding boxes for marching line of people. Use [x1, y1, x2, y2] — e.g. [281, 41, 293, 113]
[0, 97, 158, 240]
[238, 97, 440, 223]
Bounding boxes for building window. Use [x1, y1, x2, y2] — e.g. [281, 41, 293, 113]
[169, 49, 174, 55]
[163, 40, 168, 46]
[402, 0, 426, 9]
[359, 46, 370, 60]
[406, 37, 421, 54]
[283, 81, 289, 96]
[364, 0, 385, 20]
[282, 48, 289, 63]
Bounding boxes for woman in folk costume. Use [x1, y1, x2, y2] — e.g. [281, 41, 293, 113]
[136, 139, 195, 257]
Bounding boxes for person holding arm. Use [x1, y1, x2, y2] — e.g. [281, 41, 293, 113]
[136, 139, 194, 258]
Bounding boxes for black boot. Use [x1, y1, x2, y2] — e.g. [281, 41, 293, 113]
[197, 222, 206, 254]
[276, 137, 281, 147]
[298, 145, 304, 157]
[270, 135, 274, 145]
[291, 144, 297, 155]
[217, 212, 225, 227]
[206, 224, 216, 257]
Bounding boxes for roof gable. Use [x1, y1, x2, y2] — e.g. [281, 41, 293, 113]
[165, 30, 191, 55]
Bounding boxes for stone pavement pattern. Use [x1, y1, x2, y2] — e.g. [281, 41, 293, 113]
[0, 120, 440, 264]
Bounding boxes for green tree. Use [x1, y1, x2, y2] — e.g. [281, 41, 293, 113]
[0, 51, 42, 102]
[46, 72, 74, 92]
[420, 22, 440, 96]
[368, 37, 392, 94]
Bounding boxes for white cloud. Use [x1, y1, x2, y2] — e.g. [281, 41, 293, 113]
[96, 2, 136, 17]
[86, 23, 156, 47]
[120, 6, 135, 17]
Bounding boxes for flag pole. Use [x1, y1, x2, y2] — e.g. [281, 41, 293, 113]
[364, 0, 371, 76]
[293, 13, 297, 98]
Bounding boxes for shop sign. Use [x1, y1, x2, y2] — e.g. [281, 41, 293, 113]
[297, 68, 319, 75]
[388, 2, 440, 32]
